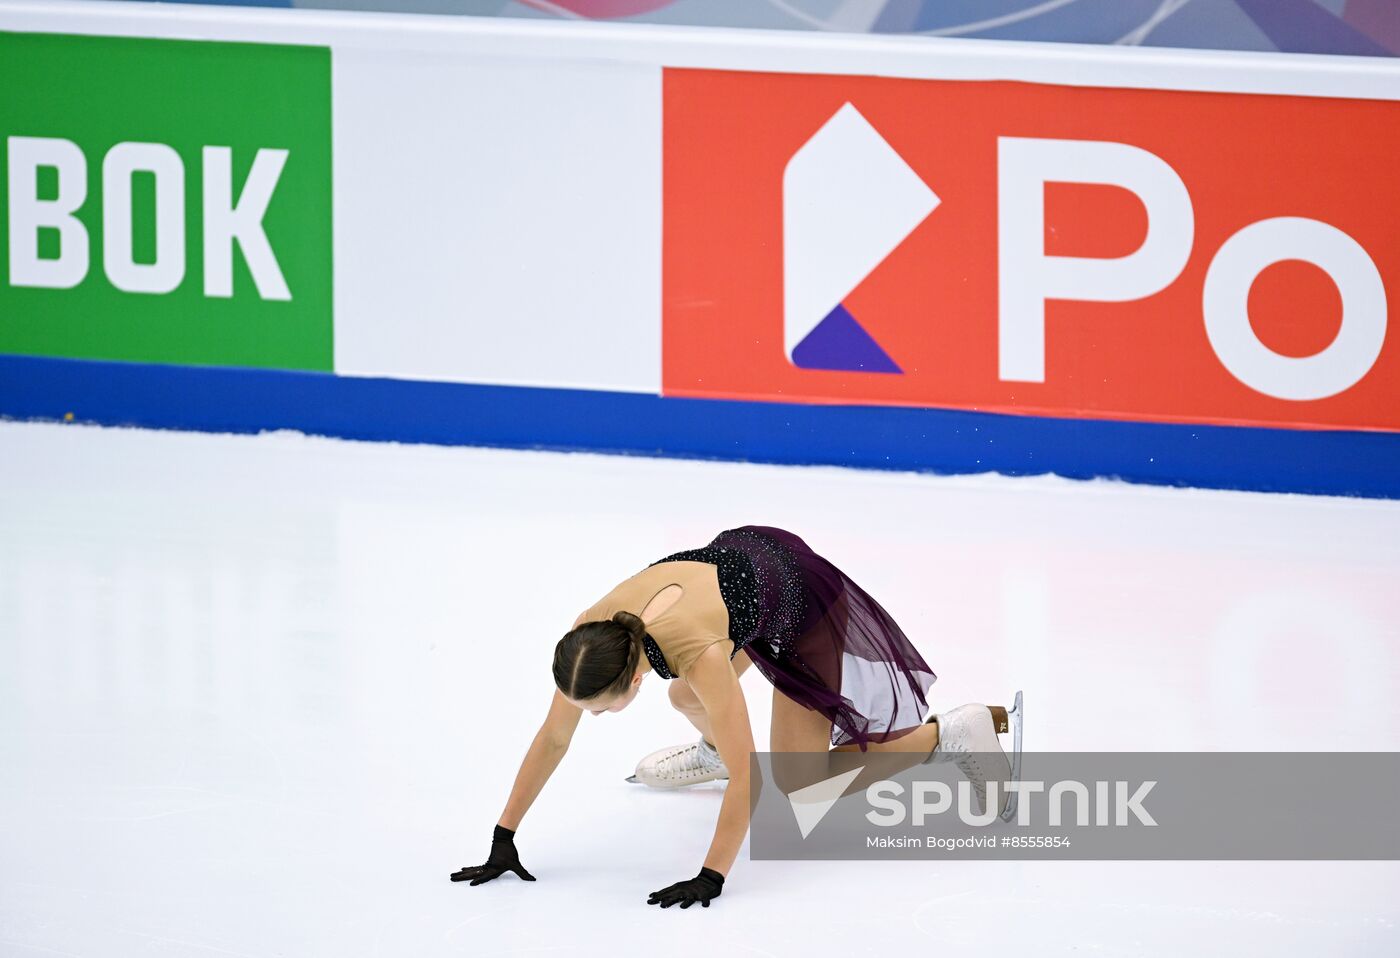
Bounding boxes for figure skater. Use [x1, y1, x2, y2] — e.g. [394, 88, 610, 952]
[450, 525, 1022, 909]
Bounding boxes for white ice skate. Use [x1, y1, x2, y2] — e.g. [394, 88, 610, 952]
[625, 736, 728, 788]
[922, 691, 1024, 823]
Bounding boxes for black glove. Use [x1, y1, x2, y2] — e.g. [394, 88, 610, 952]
[646, 866, 725, 908]
[450, 824, 536, 885]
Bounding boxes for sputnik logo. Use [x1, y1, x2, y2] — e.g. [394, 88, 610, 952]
[787, 764, 865, 839]
[783, 103, 940, 373]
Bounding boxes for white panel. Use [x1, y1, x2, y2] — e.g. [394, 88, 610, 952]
[331, 51, 661, 391]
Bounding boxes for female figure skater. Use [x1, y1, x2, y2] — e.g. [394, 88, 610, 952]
[450, 525, 1021, 909]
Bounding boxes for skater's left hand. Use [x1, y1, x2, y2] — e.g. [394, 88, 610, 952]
[450, 824, 536, 886]
[646, 866, 725, 908]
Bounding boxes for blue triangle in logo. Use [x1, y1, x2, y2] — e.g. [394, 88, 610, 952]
[792, 302, 903, 373]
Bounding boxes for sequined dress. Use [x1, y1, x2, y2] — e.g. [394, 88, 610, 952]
[642, 526, 806, 677]
[645, 525, 938, 751]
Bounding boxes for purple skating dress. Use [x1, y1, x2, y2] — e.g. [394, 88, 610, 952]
[647, 525, 936, 751]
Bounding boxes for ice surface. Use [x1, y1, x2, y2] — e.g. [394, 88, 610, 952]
[1, 420, 1397, 955]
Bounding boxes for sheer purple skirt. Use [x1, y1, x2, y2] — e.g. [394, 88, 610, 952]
[724, 525, 937, 752]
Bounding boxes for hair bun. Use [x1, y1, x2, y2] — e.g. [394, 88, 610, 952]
[610, 609, 646, 644]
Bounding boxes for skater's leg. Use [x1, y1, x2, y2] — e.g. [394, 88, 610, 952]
[831, 724, 938, 755]
[769, 680, 833, 753]
[768, 683, 940, 799]
[820, 725, 942, 797]
[628, 653, 753, 787]
[766, 682, 836, 795]
[669, 652, 753, 746]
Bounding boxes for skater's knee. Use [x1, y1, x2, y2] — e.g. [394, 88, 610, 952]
[770, 757, 834, 797]
[770, 765, 803, 796]
[668, 678, 701, 712]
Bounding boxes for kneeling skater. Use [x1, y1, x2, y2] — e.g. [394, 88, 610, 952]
[451, 525, 1022, 909]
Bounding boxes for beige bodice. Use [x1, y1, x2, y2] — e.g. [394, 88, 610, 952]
[576, 560, 734, 679]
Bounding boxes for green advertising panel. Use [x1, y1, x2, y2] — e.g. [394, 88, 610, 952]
[0, 32, 332, 370]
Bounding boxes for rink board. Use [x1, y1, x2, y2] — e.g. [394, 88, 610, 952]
[6, 353, 1400, 499]
[1, 2, 1399, 497]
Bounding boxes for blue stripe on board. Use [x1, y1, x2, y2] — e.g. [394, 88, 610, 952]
[2, 353, 1398, 499]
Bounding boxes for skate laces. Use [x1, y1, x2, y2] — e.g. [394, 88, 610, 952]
[955, 753, 989, 806]
[938, 713, 993, 808]
[659, 741, 723, 780]
[954, 748, 1011, 814]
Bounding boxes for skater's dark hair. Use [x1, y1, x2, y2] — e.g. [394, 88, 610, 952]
[554, 610, 645, 703]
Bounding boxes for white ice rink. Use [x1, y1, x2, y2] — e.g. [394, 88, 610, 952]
[2, 419, 1398, 956]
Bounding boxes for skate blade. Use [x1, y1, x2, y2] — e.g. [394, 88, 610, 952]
[624, 773, 727, 786]
[998, 690, 1024, 823]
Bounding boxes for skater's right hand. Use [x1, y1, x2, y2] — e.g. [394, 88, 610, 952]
[450, 824, 536, 885]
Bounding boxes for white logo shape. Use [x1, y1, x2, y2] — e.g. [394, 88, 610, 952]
[787, 764, 865, 839]
[782, 103, 940, 362]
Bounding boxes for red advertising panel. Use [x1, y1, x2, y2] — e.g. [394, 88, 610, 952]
[662, 68, 1400, 431]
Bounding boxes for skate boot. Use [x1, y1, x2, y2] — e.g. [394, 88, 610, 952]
[625, 736, 728, 789]
[921, 691, 1024, 822]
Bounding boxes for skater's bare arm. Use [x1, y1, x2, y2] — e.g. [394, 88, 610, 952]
[497, 688, 582, 831]
[685, 643, 757, 878]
